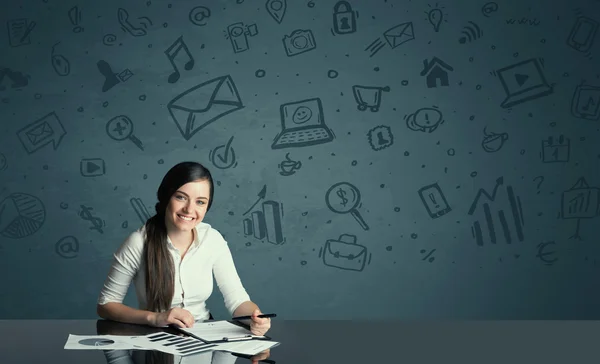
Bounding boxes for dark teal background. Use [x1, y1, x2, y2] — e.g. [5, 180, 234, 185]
[1, 0, 599, 319]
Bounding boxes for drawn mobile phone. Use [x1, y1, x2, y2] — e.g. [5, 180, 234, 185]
[117, 8, 148, 37]
[567, 16, 599, 52]
[418, 183, 452, 219]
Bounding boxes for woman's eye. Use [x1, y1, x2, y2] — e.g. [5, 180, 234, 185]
[197, 200, 204, 205]
[176, 195, 185, 200]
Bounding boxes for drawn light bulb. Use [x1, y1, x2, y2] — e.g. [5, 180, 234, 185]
[427, 8, 443, 32]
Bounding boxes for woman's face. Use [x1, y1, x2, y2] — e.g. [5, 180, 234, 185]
[165, 179, 211, 233]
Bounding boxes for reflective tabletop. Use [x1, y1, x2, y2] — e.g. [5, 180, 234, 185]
[0, 319, 596, 364]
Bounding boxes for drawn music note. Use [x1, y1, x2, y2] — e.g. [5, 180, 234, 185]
[164, 36, 194, 83]
[582, 97, 595, 111]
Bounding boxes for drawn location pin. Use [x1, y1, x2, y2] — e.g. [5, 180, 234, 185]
[266, 0, 287, 24]
[427, 8, 443, 32]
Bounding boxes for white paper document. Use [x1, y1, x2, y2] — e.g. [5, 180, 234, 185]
[180, 320, 258, 342]
[64, 332, 217, 356]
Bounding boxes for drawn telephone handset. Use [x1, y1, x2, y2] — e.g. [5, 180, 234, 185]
[117, 8, 152, 37]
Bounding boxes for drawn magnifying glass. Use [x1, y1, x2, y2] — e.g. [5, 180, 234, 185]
[325, 182, 369, 230]
[106, 115, 144, 151]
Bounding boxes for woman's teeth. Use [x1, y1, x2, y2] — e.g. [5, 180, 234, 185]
[178, 215, 193, 221]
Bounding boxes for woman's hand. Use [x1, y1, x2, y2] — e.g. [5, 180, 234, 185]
[250, 349, 271, 364]
[249, 309, 271, 336]
[149, 307, 195, 328]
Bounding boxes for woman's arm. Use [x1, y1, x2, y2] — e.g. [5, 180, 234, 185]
[97, 302, 156, 326]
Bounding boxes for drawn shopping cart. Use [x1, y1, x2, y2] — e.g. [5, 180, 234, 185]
[352, 85, 390, 112]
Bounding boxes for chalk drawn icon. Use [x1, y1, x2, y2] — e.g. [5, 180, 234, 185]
[541, 135, 570, 163]
[117, 8, 152, 37]
[325, 182, 369, 230]
[481, 127, 508, 153]
[420, 249, 436, 262]
[51, 42, 71, 76]
[97, 60, 133, 92]
[130, 197, 151, 225]
[271, 98, 335, 149]
[405, 107, 444, 133]
[242, 185, 285, 245]
[0, 192, 45, 239]
[278, 152, 302, 176]
[536, 241, 558, 265]
[7, 19, 36, 47]
[79, 204, 105, 234]
[167, 75, 244, 141]
[80, 158, 105, 177]
[571, 83, 600, 120]
[493, 58, 553, 108]
[418, 183, 451, 218]
[332, 1, 357, 35]
[189, 6, 211, 26]
[68, 6, 84, 33]
[55, 235, 79, 259]
[319, 234, 371, 272]
[282, 29, 316, 57]
[105, 115, 145, 151]
[0, 67, 29, 90]
[426, 3, 446, 32]
[367, 125, 393, 151]
[365, 22, 414, 57]
[566, 16, 598, 54]
[226, 22, 258, 53]
[458, 21, 483, 44]
[210, 135, 237, 169]
[17, 112, 66, 154]
[481, 2, 499, 17]
[102, 33, 117, 46]
[560, 177, 600, 240]
[352, 85, 389, 112]
[164, 36, 194, 83]
[467, 177, 525, 247]
[420, 57, 453, 88]
[266, 0, 287, 24]
[0, 153, 6, 171]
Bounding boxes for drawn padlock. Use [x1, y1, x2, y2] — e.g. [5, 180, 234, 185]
[332, 1, 357, 35]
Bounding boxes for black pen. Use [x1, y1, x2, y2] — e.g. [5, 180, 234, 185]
[231, 313, 277, 320]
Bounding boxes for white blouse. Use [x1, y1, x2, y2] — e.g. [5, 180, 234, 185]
[97, 222, 251, 321]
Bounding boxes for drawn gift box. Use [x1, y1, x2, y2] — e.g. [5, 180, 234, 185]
[322, 234, 370, 272]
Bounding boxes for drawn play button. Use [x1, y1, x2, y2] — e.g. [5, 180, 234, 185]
[80, 158, 105, 177]
[515, 73, 529, 87]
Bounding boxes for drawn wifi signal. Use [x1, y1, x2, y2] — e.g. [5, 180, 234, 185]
[459, 21, 482, 44]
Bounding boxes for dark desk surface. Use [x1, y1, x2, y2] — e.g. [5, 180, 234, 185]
[0, 320, 596, 364]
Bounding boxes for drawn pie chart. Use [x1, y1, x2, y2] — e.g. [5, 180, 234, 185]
[78, 338, 116, 346]
[0, 193, 46, 239]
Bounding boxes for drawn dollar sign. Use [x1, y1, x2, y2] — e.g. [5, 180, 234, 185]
[79, 205, 104, 233]
[336, 187, 348, 206]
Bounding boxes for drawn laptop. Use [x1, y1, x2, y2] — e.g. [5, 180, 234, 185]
[271, 98, 334, 149]
[497, 58, 553, 108]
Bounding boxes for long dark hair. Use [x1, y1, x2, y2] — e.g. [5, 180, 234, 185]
[143, 161, 214, 313]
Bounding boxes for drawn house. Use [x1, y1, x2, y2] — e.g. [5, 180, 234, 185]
[467, 177, 525, 246]
[420, 57, 453, 88]
[0, 68, 28, 90]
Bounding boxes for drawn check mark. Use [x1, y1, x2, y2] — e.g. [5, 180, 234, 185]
[216, 136, 235, 164]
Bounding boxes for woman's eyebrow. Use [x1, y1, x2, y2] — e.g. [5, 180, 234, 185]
[175, 191, 208, 200]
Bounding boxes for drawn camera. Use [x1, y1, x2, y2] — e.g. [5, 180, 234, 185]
[282, 29, 316, 57]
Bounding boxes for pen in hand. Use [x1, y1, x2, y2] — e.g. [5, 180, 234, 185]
[231, 313, 277, 320]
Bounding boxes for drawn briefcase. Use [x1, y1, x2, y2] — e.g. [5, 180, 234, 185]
[322, 234, 369, 272]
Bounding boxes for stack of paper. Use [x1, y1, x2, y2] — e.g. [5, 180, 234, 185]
[64, 320, 280, 357]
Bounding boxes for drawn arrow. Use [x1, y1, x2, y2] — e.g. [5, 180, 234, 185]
[243, 185, 267, 216]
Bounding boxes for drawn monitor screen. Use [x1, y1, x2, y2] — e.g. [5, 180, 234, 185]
[499, 60, 545, 92]
[281, 99, 323, 130]
[572, 20, 595, 45]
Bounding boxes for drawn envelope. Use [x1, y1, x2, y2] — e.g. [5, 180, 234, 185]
[167, 75, 243, 140]
[26, 122, 53, 144]
[383, 22, 414, 48]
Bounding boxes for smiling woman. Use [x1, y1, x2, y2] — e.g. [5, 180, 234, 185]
[96, 161, 272, 336]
